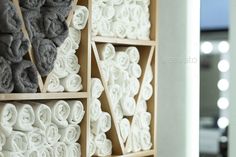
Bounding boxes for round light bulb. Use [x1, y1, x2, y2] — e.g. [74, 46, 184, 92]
[218, 41, 230, 53]
[217, 97, 229, 110]
[217, 79, 229, 91]
[201, 41, 213, 54]
[217, 117, 229, 129]
[218, 60, 230, 72]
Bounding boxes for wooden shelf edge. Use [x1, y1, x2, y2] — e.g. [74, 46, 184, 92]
[0, 92, 88, 101]
[92, 36, 157, 46]
[111, 149, 155, 157]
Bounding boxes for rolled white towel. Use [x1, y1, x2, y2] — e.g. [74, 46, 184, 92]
[90, 99, 102, 122]
[61, 74, 83, 92]
[112, 0, 123, 5]
[100, 61, 110, 82]
[109, 65, 122, 82]
[113, 105, 123, 122]
[69, 27, 81, 44]
[91, 112, 111, 134]
[120, 96, 136, 116]
[0, 131, 6, 151]
[3, 131, 28, 152]
[92, 4, 102, 23]
[65, 53, 80, 74]
[68, 143, 81, 157]
[52, 54, 68, 79]
[91, 78, 104, 99]
[94, 132, 106, 147]
[59, 37, 78, 55]
[101, 4, 115, 20]
[0, 103, 17, 136]
[13, 103, 35, 132]
[129, 4, 143, 23]
[89, 138, 96, 156]
[112, 21, 127, 38]
[119, 118, 130, 143]
[125, 134, 132, 153]
[25, 150, 40, 157]
[115, 51, 130, 70]
[126, 21, 138, 39]
[128, 63, 142, 78]
[126, 47, 140, 63]
[129, 76, 140, 97]
[145, 65, 153, 84]
[27, 128, 45, 149]
[47, 100, 70, 128]
[2, 151, 24, 157]
[140, 130, 152, 151]
[59, 125, 81, 144]
[67, 101, 85, 125]
[95, 139, 112, 156]
[97, 44, 116, 61]
[108, 84, 122, 106]
[133, 111, 151, 130]
[72, 5, 89, 30]
[98, 18, 113, 37]
[136, 99, 147, 113]
[114, 4, 130, 21]
[131, 128, 141, 152]
[136, 0, 150, 6]
[53, 142, 68, 157]
[47, 74, 65, 92]
[92, 22, 99, 36]
[142, 83, 153, 100]
[45, 123, 61, 146]
[39, 147, 54, 157]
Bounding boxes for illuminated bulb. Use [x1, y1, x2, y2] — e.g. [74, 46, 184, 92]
[218, 60, 230, 72]
[201, 41, 213, 54]
[218, 41, 230, 53]
[217, 79, 229, 91]
[217, 117, 229, 129]
[217, 97, 229, 110]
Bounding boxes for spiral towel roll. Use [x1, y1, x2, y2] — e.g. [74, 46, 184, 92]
[145, 65, 153, 84]
[108, 84, 122, 106]
[98, 44, 116, 61]
[45, 123, 61, 146]
[114, 105, 123, 122]
[120, 96, 136, 116]
[95, 139, 112, 156]
[65, 53, 80, 74]
[90, 99, 102, 122]
[119, 118, 130, 143]
[0, 57, 14, 93]
[58, 37, 78, 55]
[53, 142, 68, 157]
[67, 101, 85, 125]
[114, 51, 130, 70]
[40, 147, 54, 157]
[128, 63, 142, 78]
[89, 136, 96, 156]
[94, 132, 106, 147]
[69, 27, 81, 44]
[47, 74, 64, 92]
[100, 61, 110, 82]
[60, 74, 83, 92]
[68, 143, 81, 157]
[72, 6, 89, 30]
[91, 78, 104, 99]
[59, 125, 81, 144]
[20, 0, 45, 9]
[27, 129, 45, 149]
[52, 54, 68, 78]
[133, 112, 151, 130]
[142, 83, 153, 101]
[140, 130, 152, 150]
[91, 112, 111, 134]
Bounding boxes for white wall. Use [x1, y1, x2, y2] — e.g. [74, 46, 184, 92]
[157, 0, 200, 156]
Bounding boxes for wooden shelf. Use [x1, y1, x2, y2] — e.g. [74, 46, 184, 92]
[112, 149, 155, 157]
[92, 36, 157, 46]
[0, 92, 88, 101]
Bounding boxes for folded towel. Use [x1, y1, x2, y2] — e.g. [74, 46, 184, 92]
[115, 51, 130, 70]
[12, 60, 38, 93]
[59, 37, 78, 55]
[59, 125, 81, 144]
[145, 65, 153, 84]
[120, 96, 136, 116]
[119, 118, 130, 143]
[95, 139, 112, 156]
[90, 99, 102, 122]
[68, 143, 81, 157]
[0, 0, 21, 33]
[44, 0, 72, 7]
[112, 21, 127, 38]
[136, 99, 147, 113]
[128, 63, 142, 78]
[3, 131, 28, 152]
[52, 54, 68, 79]
[2, 151, 24, 157]
[140, 130, 152, 150]
[97, 44, 116, 61]
[125, 47, 140, 63]
[0, 103, 17, 135]
[30, 102, 51, 129]
[47, 74, 65, 92]
[27, 128, 45, 149]
[89, 137, 96, 156]
[0, 57, 14, 93]
[32, 39, 57, 77]
[19, 0, 45, 9]
[142, 83, 153, 100]
[39, 147, 54, 157]
[108, 84, 122, 106]
[13, 103, 35, 131]
[43, 11, 68, 46]
[91, 112, 111, 134]
[0, 132, 6, 151]
[129, 76, 140, 97]
[69, 27, 81, 44]
[94, 132, 106, 147]
[72, 6, 89, 30]
[100, 61, 110, 82]
[61, 74, 83, 92]
[98, 18, 113, 37]
[67, 100, 85, 125]
[0, 32, 29, 63]
[91, 78, 104, 99]
[133, 111, 151, 130]
[101, 4, 115, 20]
[53, 142, 68, 157]
[47, 100, 70, 128]
[65, 53, 80, 74]
[114, 105, 123, 122]
[45, 123, 61, 146]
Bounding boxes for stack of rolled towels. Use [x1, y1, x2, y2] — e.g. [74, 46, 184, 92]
[47, 5, 89, 92]
[92, 0, 151, 40]
[89, 78, 112, 156]
[0, 0, 39, 93]
[20, 0, 73, 77]
[0, 100, 85, 157]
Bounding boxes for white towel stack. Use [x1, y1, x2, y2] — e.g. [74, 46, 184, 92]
[92, 0, 151, 40]
[89, 78, 112, 157]
[0, 100, 85, 157]
[47, 5, 89, 92]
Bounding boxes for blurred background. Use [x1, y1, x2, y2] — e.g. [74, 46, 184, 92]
[200, 0, 229, 157]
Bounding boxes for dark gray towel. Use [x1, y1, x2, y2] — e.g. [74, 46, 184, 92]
[22, 9, 45, 40]
[32, 39, 57, 77]
[0, 32, 29, 63]
[42, 11, 68, 46]
[0, 57, 14, 93]
[0, 0, 21, 33]
[44, 0, 72, 7]
[41, 6, 72, 18]
[12, 60, 38, 93]
[19, 0, 45, 10]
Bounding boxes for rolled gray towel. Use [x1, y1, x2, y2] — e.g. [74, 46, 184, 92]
[0, 32, 29, 63]
[42, 11, 69, 46]
[12, 60, 38, 93]
[22, 9, 45, 40]
[44, 0, 72, 7]
[0, 57, 14, 93]
[0, 0, 21, 33]
[41, 6, 72, 18]
[32, 39, 57, 77]
[19, 0, 45, 10]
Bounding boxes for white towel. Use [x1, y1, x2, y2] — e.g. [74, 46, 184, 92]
[39, 147, 54, 157]
[94, 132, 106, 147]
[109, 65, 122, 82]
[47, 74, 64, 92]
[140, 129, 152, 151]
[97, 44, 116, 61]
[120, 96, 136, 116]
[126, 47, 140, 63]
[72, 5, 89, 30]
[114, 105, 123, 122]
[119, 118, 130, 143]
[31, 102, 51, 130]
[142, 83, 153, 101]
[89, 138, 96, 156]
[108, 84, 122, 106]
[145, 65, 153, 84]
[101, 4, 115, 20]
[53, 142, 68, 157]
[45, 123, 61, 146]
[0, 152, 3, 157]
[129, 4, 143, 23]
[61, 74, 83, 92]
[2, 151, 24, 157]
[133, 111, 151, 130]
[68, 143, 81, 157]
[59, 125, 81, 144]
[52, 54, 68, 79]
[91, 112, 111, 134]
[27, 128, 45, 149]
[0, 103, 17, 136]
[25, 149, 40, 157]
[91, 78, 104, 99]
[114, 4, 130, 21]
[95, 139, 112, 156]
[100, 61, 110, 82]
[98, 18, 113, 37]
[128, 63, 142, 78]
[126, 21, 138, 39]
[136, 0, 150, 6]
[65, 53, 80, 74]
[90, 99, 102, 122]
[47, 100, 70, 128]
[92, 22, 99, 36]
[92, 4, 102, 23]
[115, 51, 130, 70]
[67, 101, 85, 125]
[112, 21, 127, 38]
[3, 131, 28, 152]
[59, 37, 78, 55]
[0, 131, 6, 151]
[113, 0, 123, 5]
[13, 103, 35, 132]
[125, 135, 132, 153]
[136, 99, 147, 113]
[131, 128, 141, 152]
[129, 76, 140, 97]
[69, 27, 81, 44]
